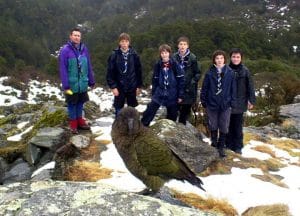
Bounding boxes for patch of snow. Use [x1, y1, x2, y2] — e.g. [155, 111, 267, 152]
[31, 161, 56, 178]
[7, 126, 33, 142]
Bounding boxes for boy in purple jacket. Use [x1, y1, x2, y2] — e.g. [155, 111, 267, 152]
[59, 28, 95, 134]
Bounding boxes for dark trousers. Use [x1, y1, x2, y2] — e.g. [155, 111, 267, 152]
[206, 108, 231, 133]
[67, 101, 84, 120]
[141, 101, 178, 126]
[178, 104, 192, 125]
[226, 113, 244, 151]
[114, 89, 138, 116]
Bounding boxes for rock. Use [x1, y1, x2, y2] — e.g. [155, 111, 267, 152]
[0, 181, 216, 216]
[70, 135, 90, 149]
[151, 119, 219, 173]
[0, 157, 8, 184]
[293, 95, 300, 103]
[280, 103, 300, 128]
[29, 127, 65, 149]
[31, 161, 56, 181]
[2, 158, 32, 184]
[25, 143, 42, 165]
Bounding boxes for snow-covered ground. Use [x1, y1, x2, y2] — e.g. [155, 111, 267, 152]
[1, 77, 299, 215]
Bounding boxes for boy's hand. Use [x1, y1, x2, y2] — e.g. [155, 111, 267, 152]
[112, 88, 119, 96]
[248, 102, 254, 110]
[65, 89, 73, 95]
[178, 98, 183, 103]
[136, 88, 141, 96]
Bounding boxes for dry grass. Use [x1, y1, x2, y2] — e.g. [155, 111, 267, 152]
[253, 145, 276, 158]
[201, 160, 232, 176]
[242, 203, 291, 216]
[251, 172, 288, 188]
[262, 158, 285, 172]
[173, 191, 238, 216]
[64, 160, 112, 182]
[243, 132, 265, 145]
[268, 138, 300, 158]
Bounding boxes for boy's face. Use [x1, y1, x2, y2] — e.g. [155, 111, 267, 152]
[214, 55, 225, 67]
[178, 41, 189, 54]
[231, 53, 242, 65]
[69, 31, 81, 45]
[160, 50, 170, 62]
[119, 39, 130, 51]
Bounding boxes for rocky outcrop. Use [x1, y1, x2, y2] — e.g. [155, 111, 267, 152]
[151, 119, 219, 174]
[0, 181, 217, 216]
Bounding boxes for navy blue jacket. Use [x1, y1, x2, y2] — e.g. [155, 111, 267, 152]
[229, 63, 256, 114]
[200, 65, 236, 111]
[106, 47, 143, 92]
[151, 58, 185, 106]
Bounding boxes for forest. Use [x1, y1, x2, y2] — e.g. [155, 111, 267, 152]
[0, 0, 300, 124]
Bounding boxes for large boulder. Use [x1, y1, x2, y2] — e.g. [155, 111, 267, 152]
[0, 181, 217, 216]
[29, 127, 65, 149]
[151, 119, 219, 174]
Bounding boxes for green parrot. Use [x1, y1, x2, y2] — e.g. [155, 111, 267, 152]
[111, 107, 205, 194]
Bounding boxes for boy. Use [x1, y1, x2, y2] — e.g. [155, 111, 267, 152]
[200, 50, 236, 157]
[106, 33, 143, 116]
[226, 48, 256, 154]
[141, 44, 184, 126]
[173, 36, 201, 125]
[59, 27, 95, 134]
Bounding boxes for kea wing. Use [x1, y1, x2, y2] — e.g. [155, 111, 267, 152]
[134, 131, 180, 177]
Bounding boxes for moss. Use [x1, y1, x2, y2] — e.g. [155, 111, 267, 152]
[19, 108, 68, 144]
[0, 142, 27, 162]
[0, 114, 17, 126]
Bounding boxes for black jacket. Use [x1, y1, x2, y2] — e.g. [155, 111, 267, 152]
[229, 63, 256, 114]
[173, 52, 201, 104]
[106, 47, 143, 92]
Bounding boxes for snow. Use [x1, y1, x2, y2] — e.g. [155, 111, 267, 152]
[7, 126, 33, 142]
[95, 116, 300, 215]
[31, 161, 56, 178]
[1, 77, 300, 215]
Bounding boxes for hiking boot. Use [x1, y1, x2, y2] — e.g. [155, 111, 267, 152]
[77, 117, 90, 130]
[210, 130, 218, 148]
[69, 119, 78, 134]
[218, 132, 227, 157]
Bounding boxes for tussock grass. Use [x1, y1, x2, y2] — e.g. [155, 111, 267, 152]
[242, 203, 291, 216]
[64, 160, 112, 181]
[173, 191, 238, 216]
[201, 160, 232, 176]
[251, 172, 288, 188]
[243, 132, 265, 145]
[268, 138, 300, 158]
[253, 145, 276, 158]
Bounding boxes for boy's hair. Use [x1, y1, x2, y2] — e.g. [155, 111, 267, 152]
[159, 44, 172, 54]
[70, 27, 81, 35]
[230, 48, 243, 58]
[212, 50, 227, 64]
[177, 36, 189, 45]
[119, 32, 131, 42]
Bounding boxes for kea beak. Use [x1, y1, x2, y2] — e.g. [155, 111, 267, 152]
[128, 118, 134, 135]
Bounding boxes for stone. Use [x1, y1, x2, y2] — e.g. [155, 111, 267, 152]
[2, 158, 32, 184]
[70, 135, 90, 149]
[25, 143, 42, 165]
[29, 127, 65, 149]
[151, 119, 219, 174]
[0, 181, 217, 216]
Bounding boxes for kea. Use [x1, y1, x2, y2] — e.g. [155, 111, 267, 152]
[111, 107, 205, 195]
